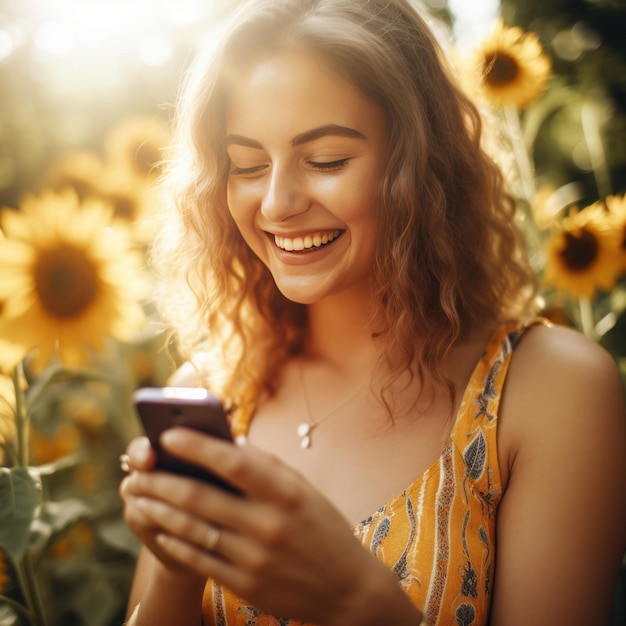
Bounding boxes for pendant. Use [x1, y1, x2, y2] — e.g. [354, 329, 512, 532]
[297, 422, 313, 449]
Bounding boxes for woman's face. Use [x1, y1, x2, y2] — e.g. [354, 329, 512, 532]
[225, 50, 388, 305]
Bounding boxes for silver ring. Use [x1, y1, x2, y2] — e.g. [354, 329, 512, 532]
[119, 453, 131, 473]
[204, 525, 222, 552]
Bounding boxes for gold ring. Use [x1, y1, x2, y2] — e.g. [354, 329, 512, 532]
[119, 453, 131, 473]
[204, 525, 222, 552]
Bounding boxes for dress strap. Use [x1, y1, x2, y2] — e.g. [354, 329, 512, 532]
[448, 318, 551, 496]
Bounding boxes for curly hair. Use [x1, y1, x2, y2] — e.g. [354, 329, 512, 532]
[153, 0, 537, 416]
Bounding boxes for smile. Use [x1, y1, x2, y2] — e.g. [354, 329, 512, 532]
[274, 230, 342, 251]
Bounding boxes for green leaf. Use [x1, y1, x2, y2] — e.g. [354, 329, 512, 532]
[0, 467, 40, 561]
[29, 499, 92, 559]
[25, 363, 110, 415]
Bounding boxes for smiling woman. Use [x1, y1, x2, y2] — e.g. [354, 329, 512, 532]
[119, 1, 626, 625]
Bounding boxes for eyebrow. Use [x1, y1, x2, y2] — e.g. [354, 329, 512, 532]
[225, 124, 366, 149]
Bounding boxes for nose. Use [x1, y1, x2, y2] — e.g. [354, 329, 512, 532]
[260, 164, 310, 222]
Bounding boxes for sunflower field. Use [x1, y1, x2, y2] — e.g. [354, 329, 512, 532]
[0, 0, 625, 624]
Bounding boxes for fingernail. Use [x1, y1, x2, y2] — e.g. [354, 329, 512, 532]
[160, 428, 184, 448]
[136, 437, 152, 463]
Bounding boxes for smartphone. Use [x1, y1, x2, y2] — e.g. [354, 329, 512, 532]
[133, 387, 241, 494]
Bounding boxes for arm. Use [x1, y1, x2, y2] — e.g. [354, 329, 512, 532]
[492, 325, 626, 625]
[125, 547, 205, 626]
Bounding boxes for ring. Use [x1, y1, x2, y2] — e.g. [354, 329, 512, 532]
[204, 525, 222, 552]
[119, 453, 131, 473]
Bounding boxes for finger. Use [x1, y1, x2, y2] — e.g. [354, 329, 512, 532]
[160, 427, 303, 504]
[136, 496, 270, 568]
[154, 532, 255, 596]
[125, 436, 156, 471]
[126, 468, 264, 536]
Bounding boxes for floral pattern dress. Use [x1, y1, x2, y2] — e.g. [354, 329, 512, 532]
[202, 321, 546, 625]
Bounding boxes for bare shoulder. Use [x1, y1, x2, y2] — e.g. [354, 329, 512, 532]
[503, 322, 623, 421]
[513, 321, 621, 378]
[499, 322, 625, 472]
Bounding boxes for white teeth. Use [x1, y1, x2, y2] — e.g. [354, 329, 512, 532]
[274, 230, 341, 251]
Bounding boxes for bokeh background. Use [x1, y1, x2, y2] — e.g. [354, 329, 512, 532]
[0, 0, 625, 624]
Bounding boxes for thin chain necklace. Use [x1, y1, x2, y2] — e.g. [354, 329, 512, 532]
[297, 362, 370, 449]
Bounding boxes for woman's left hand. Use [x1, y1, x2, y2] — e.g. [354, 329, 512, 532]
[122, 426, 415, 625]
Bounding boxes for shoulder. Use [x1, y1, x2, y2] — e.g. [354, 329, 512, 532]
[498, 321, 625, 481]
[505, 322, 623, 411]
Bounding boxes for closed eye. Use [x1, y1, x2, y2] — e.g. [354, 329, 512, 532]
[308, 158, 350, 172]
[230, 164, 268, 176]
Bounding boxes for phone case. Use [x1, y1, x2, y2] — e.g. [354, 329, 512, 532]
[133, 387, 241, 494]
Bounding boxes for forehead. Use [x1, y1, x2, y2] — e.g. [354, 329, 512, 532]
[224, 50, 385, 139]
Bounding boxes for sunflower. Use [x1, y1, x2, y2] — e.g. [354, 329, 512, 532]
[0, 190, 148, 368]
[605, 192, 626, 271]
[544, 203, 622, 298]
[470, 19, 552, 109]
[104, 115, 170, 184]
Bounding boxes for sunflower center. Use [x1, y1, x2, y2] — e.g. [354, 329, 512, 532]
[35, 245, 100, 318]
[559, 229, 598, 271]
[484, 52, 519, 86]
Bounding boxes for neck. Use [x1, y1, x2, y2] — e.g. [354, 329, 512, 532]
[304, 289, 382, 372]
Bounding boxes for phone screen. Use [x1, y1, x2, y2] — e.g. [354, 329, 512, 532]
[133, 387, 241, 494]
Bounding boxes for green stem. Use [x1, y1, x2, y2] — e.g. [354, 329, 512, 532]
[578, 296, 595, 339]
[10, 363, 48, 626]
[504, 105, 535, 203]
[22, 552, 47, 626]
[581, 101, 612, 200]
[12, 363, 28, 468]
[503, 105, 543, 268]
[0, 592, 35, 621]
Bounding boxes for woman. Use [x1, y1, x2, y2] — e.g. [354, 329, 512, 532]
[119, 0, 626, 624]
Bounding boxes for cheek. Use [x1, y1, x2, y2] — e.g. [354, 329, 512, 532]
[226, 180, 254, 227]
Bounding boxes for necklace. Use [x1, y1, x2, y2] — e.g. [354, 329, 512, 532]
[297, 362, 370, 449]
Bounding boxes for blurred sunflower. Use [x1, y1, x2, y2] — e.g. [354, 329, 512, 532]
[104, 115, 170, 184]
[29, 421, 81, 465]
[42, 151, 104, 201]
[606, 192, 626, 270]
[471, 19, 552, 109]
[544, 203, 622, 298]
[0, 549, 9, 593]
[50, 521, 95, 559]
[0, 190, 148, 368]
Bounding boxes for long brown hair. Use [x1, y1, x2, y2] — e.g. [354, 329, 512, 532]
[153, 0, 537, 414]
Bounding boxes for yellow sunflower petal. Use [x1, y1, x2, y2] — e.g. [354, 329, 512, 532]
[605, 192, 626, 270]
